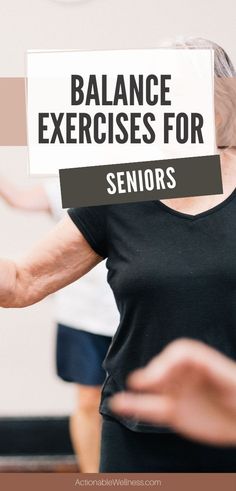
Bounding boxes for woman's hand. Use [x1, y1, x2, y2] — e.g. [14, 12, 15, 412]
[110, 339, 236, 445]
[0, 215, 101, 308]
[0, 174, 50, 212]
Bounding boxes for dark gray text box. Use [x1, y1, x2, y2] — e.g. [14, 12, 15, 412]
[59, 155, 222, 208]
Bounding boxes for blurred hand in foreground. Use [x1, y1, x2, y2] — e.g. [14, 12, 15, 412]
[110, 339, 236, 445]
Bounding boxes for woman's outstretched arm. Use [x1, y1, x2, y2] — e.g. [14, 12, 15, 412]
[0, 215, 101, 308]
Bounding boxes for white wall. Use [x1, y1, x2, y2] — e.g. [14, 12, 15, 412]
[0, 0, 235, 415]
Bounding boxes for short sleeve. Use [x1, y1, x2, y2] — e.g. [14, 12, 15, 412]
[68, 206, 108, 258]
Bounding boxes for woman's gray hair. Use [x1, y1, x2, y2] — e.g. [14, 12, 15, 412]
[161, 37, 236, 78]
[161, 37, 236, 147]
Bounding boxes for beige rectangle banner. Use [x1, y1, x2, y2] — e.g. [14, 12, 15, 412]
[0, 77, 235, 149]
[0, 473, 236, 491]
[0, 78, 27, 146]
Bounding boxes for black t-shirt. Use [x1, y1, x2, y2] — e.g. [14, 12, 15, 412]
[68, 189, 236, 432]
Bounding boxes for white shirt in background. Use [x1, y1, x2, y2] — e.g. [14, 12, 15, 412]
[44, 180, 119, 337]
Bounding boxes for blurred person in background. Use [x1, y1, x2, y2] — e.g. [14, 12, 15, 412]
[0, 176, 118, 472]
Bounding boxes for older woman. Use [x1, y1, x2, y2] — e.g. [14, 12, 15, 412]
[0, 38, 236, 471]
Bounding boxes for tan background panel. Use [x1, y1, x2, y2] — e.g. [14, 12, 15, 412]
[0, 78, 26, 145]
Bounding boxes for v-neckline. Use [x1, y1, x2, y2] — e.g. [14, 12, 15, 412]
[154, 188, 236, 221]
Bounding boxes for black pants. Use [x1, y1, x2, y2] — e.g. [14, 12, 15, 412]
[100, 416, 236, 472]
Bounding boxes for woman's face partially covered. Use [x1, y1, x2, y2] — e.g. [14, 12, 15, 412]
[164, 37, 236, 149]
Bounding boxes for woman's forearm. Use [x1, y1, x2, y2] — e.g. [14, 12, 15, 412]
[0, 216, 101, 308]
[0, 257, 57, 308]
[0, 259, 18, 307]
